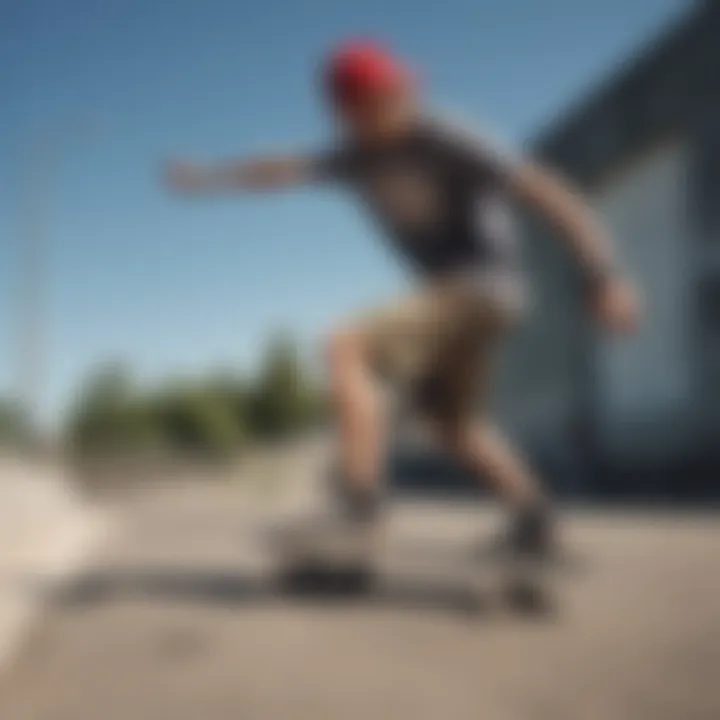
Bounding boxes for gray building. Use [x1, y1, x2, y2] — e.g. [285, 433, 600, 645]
[394, 2, 720, 501]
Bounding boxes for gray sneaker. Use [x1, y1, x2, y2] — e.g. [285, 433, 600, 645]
[481, 504, 555, 563]
[509, 503, 556, 560]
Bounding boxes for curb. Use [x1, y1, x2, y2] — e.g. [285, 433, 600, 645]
[0, 460, 114, 673]
[0, 508, 112, 672]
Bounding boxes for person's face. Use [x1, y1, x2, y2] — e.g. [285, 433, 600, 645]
[332, 86, 417, 144]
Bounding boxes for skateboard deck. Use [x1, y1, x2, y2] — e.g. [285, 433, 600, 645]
[267, 516, 558, 615]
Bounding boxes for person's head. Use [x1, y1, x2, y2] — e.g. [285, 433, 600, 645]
[322, 40, 418, 143]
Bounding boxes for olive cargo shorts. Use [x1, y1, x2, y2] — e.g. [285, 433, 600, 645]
[350, 272, 525, 423]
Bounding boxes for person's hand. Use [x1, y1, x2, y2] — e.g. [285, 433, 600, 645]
[590, 274, 642, 335]
[163, 160, 211, 194]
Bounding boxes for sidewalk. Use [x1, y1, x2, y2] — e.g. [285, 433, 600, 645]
[0, 457, 110, 670]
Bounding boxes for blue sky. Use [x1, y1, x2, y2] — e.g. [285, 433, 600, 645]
[0, 0, 691, 422]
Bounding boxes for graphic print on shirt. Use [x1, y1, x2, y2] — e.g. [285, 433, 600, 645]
[363, 160, 444, 236]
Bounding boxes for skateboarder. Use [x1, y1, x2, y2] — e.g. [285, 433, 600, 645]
[164, 40, 640, 559]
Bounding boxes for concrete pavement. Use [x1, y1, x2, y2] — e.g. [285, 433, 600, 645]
[0, 470, 718, 720]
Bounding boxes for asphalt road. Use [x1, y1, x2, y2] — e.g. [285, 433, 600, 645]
[1, 479, 719, 720]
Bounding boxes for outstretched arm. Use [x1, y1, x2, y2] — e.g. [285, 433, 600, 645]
[422, 113, 640, 332]
[508, 160, 641, 334]
[163, 154, 321, 195]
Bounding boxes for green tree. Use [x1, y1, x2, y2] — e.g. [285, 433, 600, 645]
[66, 362, 152, 454]
[248, 333, 314, 438]
[65, 334, 328, 460]
[152, 382, 245, 459]
[0, 399, 31, 449]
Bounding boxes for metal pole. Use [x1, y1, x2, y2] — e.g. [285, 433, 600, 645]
[16, 119, 102, 451]
[16, 138, 55, 449]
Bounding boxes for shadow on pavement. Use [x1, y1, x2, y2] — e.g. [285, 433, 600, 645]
[51, 566, 556, 620]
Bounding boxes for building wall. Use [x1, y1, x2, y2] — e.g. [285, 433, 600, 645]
[524, 3, 720, 498]
[390, 4, 720, 499]
[591, 140, 697, 463]
[694, 107, 720, 448]
[490, 214, 587, 494]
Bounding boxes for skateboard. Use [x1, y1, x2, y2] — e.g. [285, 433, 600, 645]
[268, 515, 381, 594]
[267, 515, 558, 616]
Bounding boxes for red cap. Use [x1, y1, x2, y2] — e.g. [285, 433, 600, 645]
[323, 40, 413, 105]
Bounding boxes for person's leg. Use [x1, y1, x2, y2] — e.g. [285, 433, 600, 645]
[325, 327, 386, 520]
[324, 282, 461, 521]
[434, 419, 543, 510]
[417, 290, 554, 552]
[435, 418, 553, 554]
